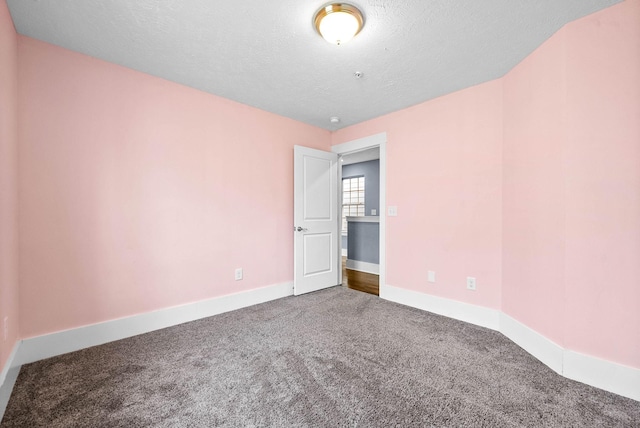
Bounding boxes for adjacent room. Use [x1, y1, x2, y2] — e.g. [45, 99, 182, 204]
[1, 0, 639, 425]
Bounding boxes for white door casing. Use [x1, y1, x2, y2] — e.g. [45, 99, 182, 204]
[293, 146, 340, 295]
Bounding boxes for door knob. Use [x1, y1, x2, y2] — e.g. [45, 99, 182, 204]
[295, 226, 308, 232]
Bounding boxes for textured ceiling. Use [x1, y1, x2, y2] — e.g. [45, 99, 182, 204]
[7, 0, 621, 130]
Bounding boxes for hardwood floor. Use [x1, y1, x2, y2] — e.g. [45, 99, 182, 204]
[342, 256, 379, 296]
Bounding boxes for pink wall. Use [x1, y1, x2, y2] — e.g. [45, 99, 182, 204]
[503, 0, 640, 368]
[7, 0, 639, 374]
[336, 0, 640, 369]
[502, 25, 567, 345]
[0, 0, 19, 373]
[18, 37, 330, 338]
[333, 81, 504, 310]
[562, 0, 640, 367]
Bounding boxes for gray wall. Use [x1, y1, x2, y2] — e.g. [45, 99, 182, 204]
[342, 159, 380, 216]
[342, 159, 380, 260]
[347, 222, 379, 264]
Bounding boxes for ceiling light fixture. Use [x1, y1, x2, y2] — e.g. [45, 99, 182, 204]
[314, 3, 365, 45]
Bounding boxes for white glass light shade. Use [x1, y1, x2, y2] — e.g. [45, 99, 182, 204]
[314, 4, 364, 45]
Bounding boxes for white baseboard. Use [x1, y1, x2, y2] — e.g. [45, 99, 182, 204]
[0, 282, 293, 421]
[382, 285, 639, 402]
[15, 281, 293, 366]
[2, 280, 637, 415]
[501, 313, 639, 402]
[563, 350, 640, 402]
[346, 259, 379, 275]
[381, 284, 501, 331]
[500, 313, 564, 375]
[0, 365, 19, 421]
[0, 342, 19, 387]
[0, 342, 21, 421]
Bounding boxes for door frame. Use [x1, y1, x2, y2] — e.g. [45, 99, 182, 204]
[331, 132, 387, 298]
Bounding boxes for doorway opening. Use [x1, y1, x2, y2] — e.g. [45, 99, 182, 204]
[340, 147, 380, 295]
[332, 133, 387, 298]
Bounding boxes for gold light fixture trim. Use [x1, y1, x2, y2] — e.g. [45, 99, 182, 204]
[314, 3, 365, 45]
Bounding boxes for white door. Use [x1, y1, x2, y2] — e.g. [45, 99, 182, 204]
[294, 145, 340, 295]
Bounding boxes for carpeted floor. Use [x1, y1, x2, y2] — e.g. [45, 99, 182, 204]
[1, 286, 639, 427]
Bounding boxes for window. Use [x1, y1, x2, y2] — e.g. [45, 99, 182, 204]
[342, 176, 365, 232]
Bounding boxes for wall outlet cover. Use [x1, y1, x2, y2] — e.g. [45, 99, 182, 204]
[235, 268, 243, 281]
[428, 271, 436, 283]
[467, 277, 477, 290]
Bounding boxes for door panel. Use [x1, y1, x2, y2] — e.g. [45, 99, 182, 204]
[294, 146, 339, 295]
[303, 233, 333, 275]
[304, 156, 333, 220]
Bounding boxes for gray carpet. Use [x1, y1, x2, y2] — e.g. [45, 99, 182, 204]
[1, 287, 639, 427]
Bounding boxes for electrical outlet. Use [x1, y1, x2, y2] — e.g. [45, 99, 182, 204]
[3, 317, 8, 341]
[388, 206, 398, 216]
[371, 209, 376, 216]
[428, 271, 436, 283]
[466, 277, 477, 290]
[235, 268, 243, 281]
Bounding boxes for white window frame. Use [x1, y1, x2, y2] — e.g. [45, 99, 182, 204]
[342, 175, 365, 233]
